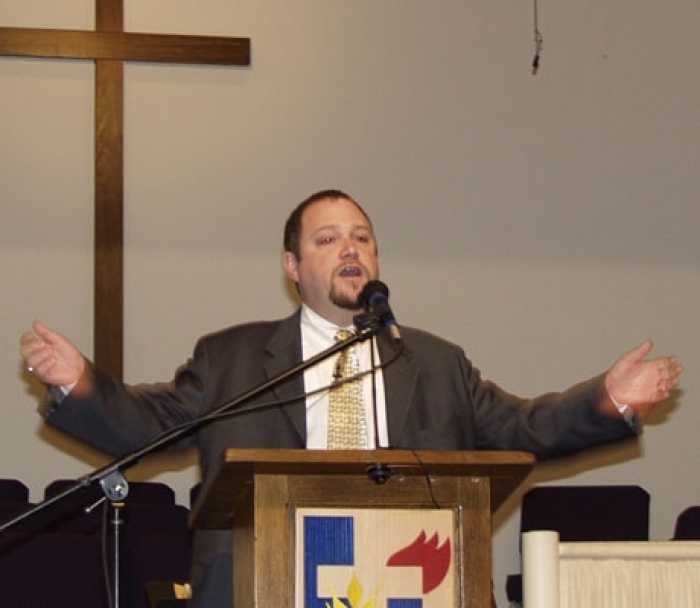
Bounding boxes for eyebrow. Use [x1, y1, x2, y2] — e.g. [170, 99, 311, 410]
[311, 223, 374, 236]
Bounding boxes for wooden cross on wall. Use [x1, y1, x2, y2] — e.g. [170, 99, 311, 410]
[1, 0, 250, 380]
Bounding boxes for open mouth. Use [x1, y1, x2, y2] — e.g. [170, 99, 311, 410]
[338, 265, 363, 278]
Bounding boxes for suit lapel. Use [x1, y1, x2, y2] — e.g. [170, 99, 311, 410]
[262, 310, 307, 443]
[377, 332, 418, 446]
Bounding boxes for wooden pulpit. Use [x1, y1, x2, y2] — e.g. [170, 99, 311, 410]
[190, 448, 534, 608]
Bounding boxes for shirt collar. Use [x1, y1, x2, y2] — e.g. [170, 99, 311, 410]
[301, 304, 354, 337]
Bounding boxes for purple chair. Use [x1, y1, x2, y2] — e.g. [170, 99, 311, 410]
[0, 479, 192, 608]
[672, 506, 700, 540]
[505, 484, 650, 605]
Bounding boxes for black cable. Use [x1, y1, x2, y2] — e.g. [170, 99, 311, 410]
[532, 0, 544, 75]
[410, 449, 441, 509]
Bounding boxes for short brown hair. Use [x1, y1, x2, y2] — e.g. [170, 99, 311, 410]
[283, 189, 373, 260]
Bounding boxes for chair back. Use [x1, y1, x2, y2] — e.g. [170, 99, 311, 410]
[506, 484, 650, 604]
[673, 506, 700, 540]
[520, 484, 650, 541]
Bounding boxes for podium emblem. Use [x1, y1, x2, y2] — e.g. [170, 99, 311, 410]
[296, 508, 454, 607]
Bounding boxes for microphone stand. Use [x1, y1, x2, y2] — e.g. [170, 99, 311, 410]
[0, 312, 387, 603]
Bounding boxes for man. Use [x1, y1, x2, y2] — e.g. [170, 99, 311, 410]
[21, 189, 683, 607]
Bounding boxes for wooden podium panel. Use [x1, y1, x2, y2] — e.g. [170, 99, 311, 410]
[190, 449, 534, 608]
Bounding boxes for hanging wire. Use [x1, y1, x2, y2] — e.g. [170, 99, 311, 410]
[532, 0, 544, 74]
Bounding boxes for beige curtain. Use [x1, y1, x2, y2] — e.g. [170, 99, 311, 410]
[523, 531, 700, 608]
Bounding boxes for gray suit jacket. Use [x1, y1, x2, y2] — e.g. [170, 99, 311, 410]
[45, 309, 635, 606]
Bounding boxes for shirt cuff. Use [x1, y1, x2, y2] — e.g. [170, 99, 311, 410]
[608, 391, 640, 433]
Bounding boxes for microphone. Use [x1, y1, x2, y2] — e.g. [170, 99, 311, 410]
[358, 280, 402, 344]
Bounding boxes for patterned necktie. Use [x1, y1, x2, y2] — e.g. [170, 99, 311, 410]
[327, 329, 367, 449]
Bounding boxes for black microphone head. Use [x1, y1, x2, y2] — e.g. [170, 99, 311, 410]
[358, 280, 402, 345]
[358, 280, 389, 309]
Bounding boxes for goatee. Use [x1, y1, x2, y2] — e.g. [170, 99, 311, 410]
[329, 286, 361, 311]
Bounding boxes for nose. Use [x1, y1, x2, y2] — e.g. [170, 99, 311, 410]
[339, 236, 359, 259]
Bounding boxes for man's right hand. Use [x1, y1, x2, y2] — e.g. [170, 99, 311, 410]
[20, 321, 87, 389]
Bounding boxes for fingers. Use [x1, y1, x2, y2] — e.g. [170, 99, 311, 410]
[32, 320, 61, 345]
[20, 330, 46, 362]
[668, 355, 683, 379]
[658, 355, 682, 379]
[21, 321, 61, 380]
[646, 355, 683, 405]
[22, 321, 69, 361]
[659, 356, 683, 391]
[20, 322, 50, 353]
[22, 338, 56, 378]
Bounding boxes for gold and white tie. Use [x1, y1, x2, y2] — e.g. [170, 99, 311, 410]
[327, 329, 367, 449]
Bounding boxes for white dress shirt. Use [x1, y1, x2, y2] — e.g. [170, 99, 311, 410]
[300, 304, 389, 449]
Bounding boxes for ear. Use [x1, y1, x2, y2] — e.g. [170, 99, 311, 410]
[283, 251, 300, 283]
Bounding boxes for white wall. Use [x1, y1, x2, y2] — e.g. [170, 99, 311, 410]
[1, 1, 698, 605]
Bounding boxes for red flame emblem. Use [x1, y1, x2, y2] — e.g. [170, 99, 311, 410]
[386, 530, 451, 594]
